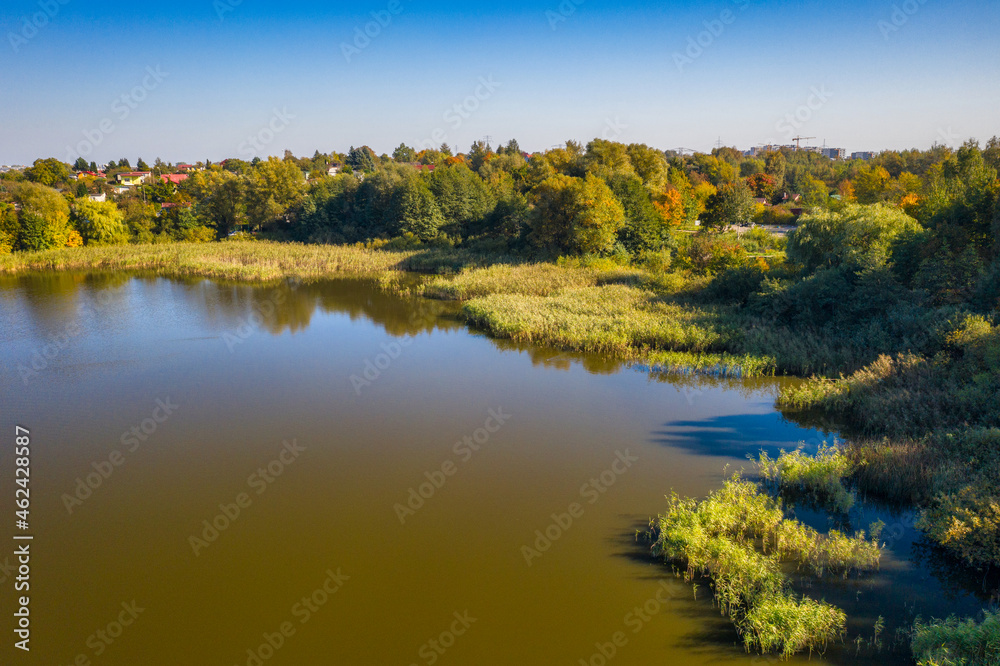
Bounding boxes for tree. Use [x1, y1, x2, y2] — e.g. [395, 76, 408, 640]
[184, 169, 246, 236]
[0, 204, 18, 254]
[392, 143, 417, 163]
[73, 157, 89, 172]
[584, 139, 635, 180]
[799, 174, 830, 208]
[854, 164, 892, 204]
[702, 181, 755, 231]
[529, 173, 624, 255]
[74, 199, 129, 245]
[763, 151, 786, 191]
[787, 203, 922, 272]
[136, 158, 150, 171]
[346, 146, 378, 173]
[626, 144, 669, 191]
[245, 157, 307, 229]
[428, 163, 494, 237]
[746, 172, 777, 200]
[608, 174, 671, 253]
[391, 179, 444, 241]
[468, 141, 493, 173]
[24, 158, 71, 187]
[14, 182, 71, 250]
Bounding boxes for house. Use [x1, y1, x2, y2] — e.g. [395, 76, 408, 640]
[88, 193, 107, 203]
[76, 171, 106, 180]
[327, 164, 342, 176]
[176, 163, 199, 171]
[753, 198, 771, 206]
[407, 163, 436, 172]
[160, 174, 189, 185]
[117, 172, 152, 186]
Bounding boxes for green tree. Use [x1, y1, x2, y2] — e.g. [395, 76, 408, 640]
[346, 146, 379, 173]
[764, 151, 787, 191]
[392, 179, 444, 241]
[14, 182, 71, 250]
[428, 163, 494, 237]
[626, 144, 669, 191]
[788, 203, 922, 272]
[608, 174, 671, 253]
[74, 199, 129, 245]
[392, 143, 417, 163]
[73, 157, 89, 172]
[468, 140, 493, 173]
[136, 158, 150, 171]
[24, 158, 71, 187]
[702, 181, 755, 231]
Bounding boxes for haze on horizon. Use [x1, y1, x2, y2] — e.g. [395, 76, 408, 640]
[1, 0, 997, 165]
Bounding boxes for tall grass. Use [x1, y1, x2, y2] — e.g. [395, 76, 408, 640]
[912, 611, 1000, 666]
[758, 444, 856, 513]
[0, 241, 420, 282]
[652, 471, 881, 658]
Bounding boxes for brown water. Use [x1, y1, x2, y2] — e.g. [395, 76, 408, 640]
[0, 273, 991, 665]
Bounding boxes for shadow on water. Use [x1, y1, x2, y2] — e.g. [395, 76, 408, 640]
[651, 413, 836, 460]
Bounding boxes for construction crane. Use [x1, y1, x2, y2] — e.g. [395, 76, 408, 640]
[791, 136, 816, 150]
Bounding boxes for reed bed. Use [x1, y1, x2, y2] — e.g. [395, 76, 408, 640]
[652, 472, 882, 659]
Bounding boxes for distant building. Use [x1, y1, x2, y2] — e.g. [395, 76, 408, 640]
[88, 193, 107, 203]
[327, 164, 342, 177]
[821, 148, 845, 159]
[117, 172, 152, 186]
[851, 151, 877, 160]
[160, 174, 189, 185]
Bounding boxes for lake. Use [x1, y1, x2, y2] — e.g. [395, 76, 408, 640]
[0, 273, 991, 665]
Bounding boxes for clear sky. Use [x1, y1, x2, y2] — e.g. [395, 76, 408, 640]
[1, 0, 997, 165]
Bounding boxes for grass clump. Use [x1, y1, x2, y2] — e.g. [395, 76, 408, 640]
[758, 444, 856, 513]
[911, 611, 1000, 666]
[652, 471, 881, 659]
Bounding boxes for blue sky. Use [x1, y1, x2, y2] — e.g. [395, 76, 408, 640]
[1, 0, 997, 164]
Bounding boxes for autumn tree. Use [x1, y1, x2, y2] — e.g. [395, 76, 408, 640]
[529, 173, 624, 254]
[24, 158, 71, 187]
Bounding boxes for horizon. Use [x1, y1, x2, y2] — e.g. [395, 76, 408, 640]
[2, 0, 998, 164]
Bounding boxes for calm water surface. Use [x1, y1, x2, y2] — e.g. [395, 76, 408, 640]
[0, 273, 991, 665]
